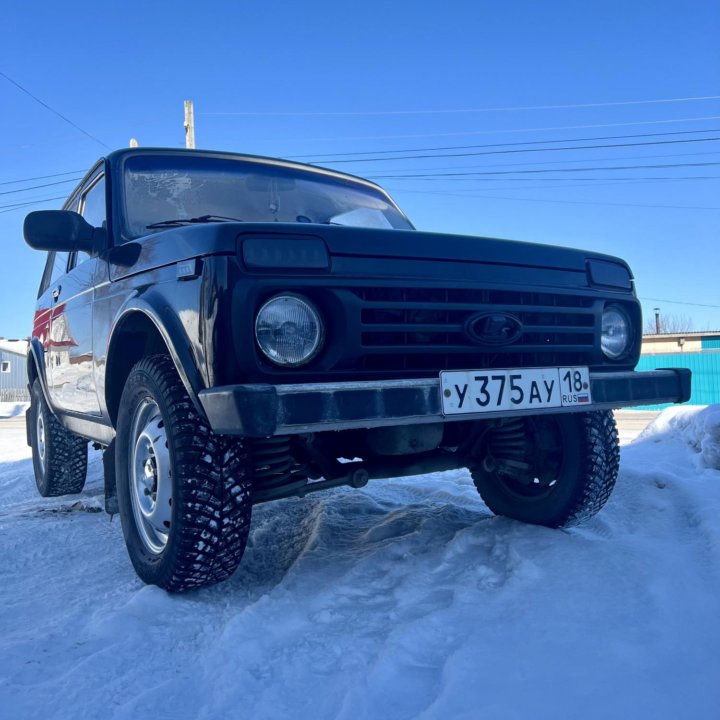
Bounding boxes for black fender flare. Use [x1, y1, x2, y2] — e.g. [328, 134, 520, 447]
[27, 337, 52, 409]
[107, 291, 207, 421]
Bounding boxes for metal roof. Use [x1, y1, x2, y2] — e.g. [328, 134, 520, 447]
[0, 339, 29, 357]
[642, 331, 720, 339]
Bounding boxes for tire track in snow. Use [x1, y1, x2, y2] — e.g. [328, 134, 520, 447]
[2, 417, 720, 719]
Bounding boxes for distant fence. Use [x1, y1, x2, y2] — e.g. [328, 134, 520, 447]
[0, 388, 30, 402]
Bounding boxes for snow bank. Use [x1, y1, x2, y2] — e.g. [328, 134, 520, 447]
[0, 401, 29, 419]
[638, 404, 720, 469]
[1, 411, 719, 720]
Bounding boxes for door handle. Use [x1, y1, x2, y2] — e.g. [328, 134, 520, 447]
[52, 285, 61, 302]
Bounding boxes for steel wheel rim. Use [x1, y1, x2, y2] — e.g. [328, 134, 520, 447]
[129, 398, 172, 555]
[36, 411, 46, 473]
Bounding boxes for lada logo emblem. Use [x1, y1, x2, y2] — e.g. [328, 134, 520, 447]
[465, 312, 523, 346]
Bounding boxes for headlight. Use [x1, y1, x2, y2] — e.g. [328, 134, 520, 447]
[601, 305, 632, 359]
[255, 294, 324, 367]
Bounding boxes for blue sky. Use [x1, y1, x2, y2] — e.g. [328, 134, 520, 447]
[2, 0, 718, 339]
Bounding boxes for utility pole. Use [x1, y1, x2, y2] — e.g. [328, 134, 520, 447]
[654, 307, 661, 335]
[184, 100, 195, 149]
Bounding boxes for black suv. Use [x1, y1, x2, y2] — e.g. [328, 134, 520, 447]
[24, 148, 690, 592]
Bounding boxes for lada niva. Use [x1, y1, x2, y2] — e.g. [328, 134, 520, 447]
[24, 148, 691, 591]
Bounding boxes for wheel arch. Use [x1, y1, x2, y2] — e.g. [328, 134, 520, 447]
[27, 338, 51, 408]
[105, 300, 206, 428]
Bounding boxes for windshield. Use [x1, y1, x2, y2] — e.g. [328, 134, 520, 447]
[122, 155, 412, 238]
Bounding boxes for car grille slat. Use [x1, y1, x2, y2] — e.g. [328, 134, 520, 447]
[359, 343, 595, 353]
[348, 286, 598, 374]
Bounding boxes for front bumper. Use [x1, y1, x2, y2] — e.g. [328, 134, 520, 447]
[198, 368, 691, 437]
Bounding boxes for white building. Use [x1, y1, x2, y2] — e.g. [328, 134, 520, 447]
[0, 339, 30, 401]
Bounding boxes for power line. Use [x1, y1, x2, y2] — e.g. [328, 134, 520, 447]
[4, 129, 717, 190]
[200, 95, 720, 117]
[0, 195, 66, 209]
[0, 170, 84, 187]
[266, 116, 720, 144]
[0, 71, 111, 150]
[391, 190, 720, 211]
[392, 175, 720, 182]
[0, 177, 82, 197]
[291, 127, 720, 159]
[639, 297, 720, 308]
[4, 128, 718, 189]
[386, 176, 720, 193]
[368, 161, 720, 179]
[0, 196, 67, 213]
[351, 150, 720, 176]
[316, 136, 720, 166]
[2, 148, 716, 198]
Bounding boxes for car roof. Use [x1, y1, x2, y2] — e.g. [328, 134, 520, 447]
[104, 147, 389, 196]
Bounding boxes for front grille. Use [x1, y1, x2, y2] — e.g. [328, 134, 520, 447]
[350, 286, 598, 373]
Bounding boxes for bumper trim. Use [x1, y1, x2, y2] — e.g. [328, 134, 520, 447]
[199, 369, 691, 437]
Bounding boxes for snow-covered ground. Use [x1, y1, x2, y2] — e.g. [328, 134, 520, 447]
[1, 408, 719, 720]
[0, 401, 29, 419]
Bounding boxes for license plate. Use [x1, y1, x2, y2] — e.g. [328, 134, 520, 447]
[440, 366, 592, 415]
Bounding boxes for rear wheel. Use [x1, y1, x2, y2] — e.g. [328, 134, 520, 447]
[470, 411, 619, 528]
[29, 379, 87, 497]
[116, 355, 253, 592]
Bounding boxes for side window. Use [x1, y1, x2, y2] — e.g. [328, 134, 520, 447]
[38, 252, 54, 297]
[81, 176, 106, 229]
[72, 175, 106, 268]
[49, 251, 70, 285]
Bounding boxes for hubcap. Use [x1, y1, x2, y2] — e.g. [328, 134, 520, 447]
[129, 398, 172, 555]
[36, 411, 46, 473]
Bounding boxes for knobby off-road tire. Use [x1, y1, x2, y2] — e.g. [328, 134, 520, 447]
[29, 378, 88, 497]
[116, 355, 253, 592]
[471, 410, 620, 528]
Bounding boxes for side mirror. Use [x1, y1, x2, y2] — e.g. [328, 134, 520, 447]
[24, 210, 99, 253]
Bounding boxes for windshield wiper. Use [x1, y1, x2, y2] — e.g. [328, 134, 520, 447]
[146, 215, 243, 229]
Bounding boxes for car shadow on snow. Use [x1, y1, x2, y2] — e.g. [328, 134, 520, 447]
[0, 451, 105, 517]
[216, 482, 497, 600]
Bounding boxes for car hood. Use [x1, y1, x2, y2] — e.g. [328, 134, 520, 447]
[314, 225, 622, 273]
[110, 222, 633, 290]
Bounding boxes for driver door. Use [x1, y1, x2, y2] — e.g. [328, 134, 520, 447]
[47, 172, 107, 415]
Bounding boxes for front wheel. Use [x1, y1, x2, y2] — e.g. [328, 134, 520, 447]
[470, 411, 620, 528]
[116, 355, 253, 592]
